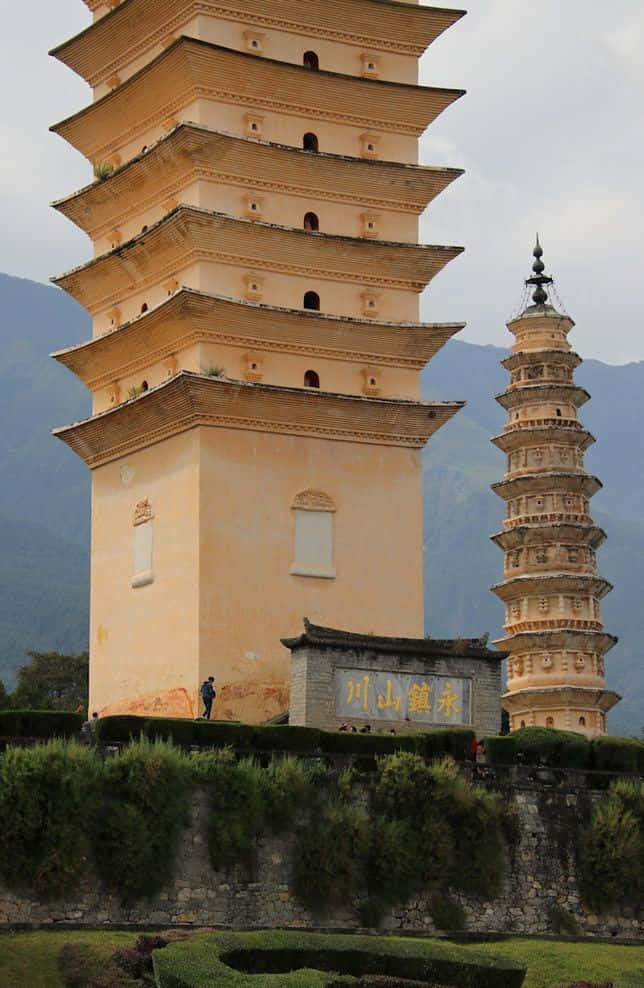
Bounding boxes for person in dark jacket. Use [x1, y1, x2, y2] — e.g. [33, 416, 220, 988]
[199, 677, 216, 720]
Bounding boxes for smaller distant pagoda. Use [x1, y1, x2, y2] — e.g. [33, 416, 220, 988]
[490, 239, 620, 737]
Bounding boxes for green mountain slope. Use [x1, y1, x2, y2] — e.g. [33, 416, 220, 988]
[0, 273, 641, 734]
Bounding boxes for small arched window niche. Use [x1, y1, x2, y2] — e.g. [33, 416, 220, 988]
[303, 212, 319, 232]
[303, 291, 320, 311]
[289, 489, 336, 580]
[304, 369, 320, 388]
[303, 51, 319, 70]
[303, 132, 319, 152]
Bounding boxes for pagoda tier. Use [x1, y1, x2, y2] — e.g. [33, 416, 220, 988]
[495, 383, 590, 412]
[490, 241, 619, 736]
[491, 426, 595, 456]
[52, 206, 463, 324]
[54, 371, 464, 467]
[503, 686, 621, 728]
[53, 124, 463, 248]
[52, 290, 464, 393]
[55, 0, 465, 90]
[492, 522, 606, 553]
[50, 38, 465, 166]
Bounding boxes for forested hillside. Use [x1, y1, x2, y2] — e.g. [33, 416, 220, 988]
[0, 274, 641, 734]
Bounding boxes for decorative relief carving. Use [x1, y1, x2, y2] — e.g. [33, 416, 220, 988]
[134, 497, 154, 526]
[292, 489, 335, 512]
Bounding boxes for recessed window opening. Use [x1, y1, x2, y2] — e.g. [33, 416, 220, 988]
[141, 380, 149, 392]
[303, 51, 319, 70]
[303, 212, 319, 231]
[303, 291, 320, 311]
[578, 716, 586, 727]
[520, 720, 526, 728]
[546, 716, 554, 728]
[140, 303, 148, 313]
[304, 370, 320, 388]
[303, 132, 319, 152]
[556, 408, 562, 417]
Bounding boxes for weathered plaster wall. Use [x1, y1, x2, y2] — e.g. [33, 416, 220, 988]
[1, 783, 641, 939]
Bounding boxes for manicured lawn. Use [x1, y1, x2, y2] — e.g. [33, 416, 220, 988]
[0, 930, 642, 988]
[453, 938, 644, 988]
[0, 929, 141, 987]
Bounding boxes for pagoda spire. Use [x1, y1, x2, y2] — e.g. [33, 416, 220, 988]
[490, 242, 620, 737]
[525, 235, 553, 307]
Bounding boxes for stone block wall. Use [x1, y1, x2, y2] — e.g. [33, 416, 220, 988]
[1, 782, 641, 938]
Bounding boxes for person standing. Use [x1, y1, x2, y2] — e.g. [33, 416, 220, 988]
[199, 677, 216, 720]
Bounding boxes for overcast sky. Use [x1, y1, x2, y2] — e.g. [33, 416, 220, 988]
[0, 0, 642, 364]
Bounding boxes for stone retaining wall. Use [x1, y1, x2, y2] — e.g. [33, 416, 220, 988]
[1, 782, 641, 939]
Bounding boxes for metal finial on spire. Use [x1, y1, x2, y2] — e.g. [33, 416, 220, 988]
[525, 234, 553, 306]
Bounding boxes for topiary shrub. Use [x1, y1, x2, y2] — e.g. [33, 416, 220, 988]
[419, 727, 475, 762]
[143, 717, 202, 746]
[578, 778, 643, 911]
[591, 736, 641, 774]
[0, 740, 101, 897]
[0, 709, 82, 739]
[92, 738, 191, 903]
[485, 735, 517, 765]
[57, 942, 104, 987]
[94, 715, 145, 744]
[512, 727, 591, 769]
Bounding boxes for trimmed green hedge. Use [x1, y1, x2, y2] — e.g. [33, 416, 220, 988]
[0, 709, 82, 739]
[152, 931, 527, 988]
[482, 735, 517, 766]
[591, 736, 642, 774]
[95, 715, 474, 761]
[484, 727, 644, 775]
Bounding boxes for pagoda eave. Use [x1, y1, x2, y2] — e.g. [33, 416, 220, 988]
[51, 289, 465, 388]
[490, 523, 607, 552]
[53, 371, 465, 467]
[491, 426, 595, 453]
[491, 573, 613, 601]
[51, 37, 466, 162]
[507, 305, 575, 333]
[491, 472, 602, 500]
[55, 0, 466, 84]
[495, 383, 590, 411]
[493, 629, 618, 655]
[502, 687, 621, 715]
[52, 206, 463, 314]
[501, 349, 582, 372]
[53, 124, 464, 238]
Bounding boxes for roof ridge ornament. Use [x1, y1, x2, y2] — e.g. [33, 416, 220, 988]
[525, 234, 553, 306]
